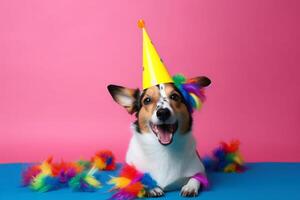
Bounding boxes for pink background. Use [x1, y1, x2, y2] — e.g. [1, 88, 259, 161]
[1, 0, 299, 163]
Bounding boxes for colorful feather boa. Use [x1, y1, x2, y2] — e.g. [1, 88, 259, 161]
[203, 140, 246, 173]
[21, 141, 245, 198]
[108, 164, 157, 200]
[22, 150, 116, 192]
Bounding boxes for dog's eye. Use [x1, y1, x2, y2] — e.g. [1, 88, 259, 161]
[170, 93, 181, 102]
[143, 97, 152, 105]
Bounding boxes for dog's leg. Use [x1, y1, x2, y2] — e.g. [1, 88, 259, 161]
[146, 187, 164, 197]
[180, 178, 201, 197]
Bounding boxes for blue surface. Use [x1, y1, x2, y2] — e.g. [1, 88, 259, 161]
[0, 163, 299, 200]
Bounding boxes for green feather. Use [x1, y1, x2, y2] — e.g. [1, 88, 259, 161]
[226, 153, 236, 162]
[172, 74, 186, 87]
[76, 160, 91, 170]
[30, 174, 52, 192]
[69, 170, 100, 191]
[69, 172, 85, 189]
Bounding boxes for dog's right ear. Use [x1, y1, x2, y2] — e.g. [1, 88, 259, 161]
[107, 85, 140, 114]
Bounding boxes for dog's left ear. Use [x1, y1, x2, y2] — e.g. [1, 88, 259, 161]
[107, 85, 140, 114]
[187, 76, 211, 87]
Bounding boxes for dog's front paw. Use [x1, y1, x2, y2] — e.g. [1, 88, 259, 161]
[180, 178, 201, 197]
[146, 187, 164, 197]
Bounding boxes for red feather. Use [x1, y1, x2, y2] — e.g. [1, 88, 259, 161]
[124, 182, 144, 195]
[22, 165, 41, 186]
[120, 165, 139, 179]
[221, 140, 240, 153]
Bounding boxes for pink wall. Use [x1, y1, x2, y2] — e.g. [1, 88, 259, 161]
[1, 0, 299, 163]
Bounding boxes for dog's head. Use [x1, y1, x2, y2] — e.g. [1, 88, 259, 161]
[107, 76, 211, 145]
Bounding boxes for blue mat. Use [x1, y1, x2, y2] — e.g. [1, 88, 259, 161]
[0, 163, 299, 200]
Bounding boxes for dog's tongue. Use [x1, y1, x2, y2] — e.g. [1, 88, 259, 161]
[151, 123, 176, 145]
[158, 131, 172, 144]
[157, 125, 173, 145]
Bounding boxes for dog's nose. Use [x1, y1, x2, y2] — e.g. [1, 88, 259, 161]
[156, 108, 171, 121]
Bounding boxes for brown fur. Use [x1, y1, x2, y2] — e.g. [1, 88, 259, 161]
[107, 76, 211, 137]
[138, 86, 160, 133]
[138, 83, 190, 134]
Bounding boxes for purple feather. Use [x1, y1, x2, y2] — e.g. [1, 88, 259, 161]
[182, 83, 206, 102]
[192, 173, 209, 189]
[183, 83, 201, 96]
[109, 190, 136, 200]
[58, 168, 76, 183]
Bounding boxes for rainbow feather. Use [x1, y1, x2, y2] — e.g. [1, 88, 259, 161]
[172, 74, 206, 112]
[22, 165, 41, 186]
[91, 150, 116, 170]
[21, 150, 115, 192]
[69, 168, 101, 192]
[203, 140, 246, 173]
[108, 164, 157, 200]
[109, 177, 131, 189]
[30, 173, 61, 192]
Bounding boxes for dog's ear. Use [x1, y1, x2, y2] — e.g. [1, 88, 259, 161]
[187, 76, 211, 87]
[107, 85, 140, 114]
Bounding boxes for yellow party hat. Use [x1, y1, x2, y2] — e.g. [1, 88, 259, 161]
[138, 20, 173, 89]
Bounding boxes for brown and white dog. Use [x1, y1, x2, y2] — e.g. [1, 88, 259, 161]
[107, 76, 211, 197]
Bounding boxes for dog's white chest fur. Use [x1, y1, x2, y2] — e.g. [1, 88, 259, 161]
[126, 125, 205, 191]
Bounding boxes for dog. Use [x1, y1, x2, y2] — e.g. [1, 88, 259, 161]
[107, 76, 211, 197]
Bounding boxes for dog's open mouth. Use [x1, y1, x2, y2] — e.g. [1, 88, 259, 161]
[150, 122, 178, 145]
